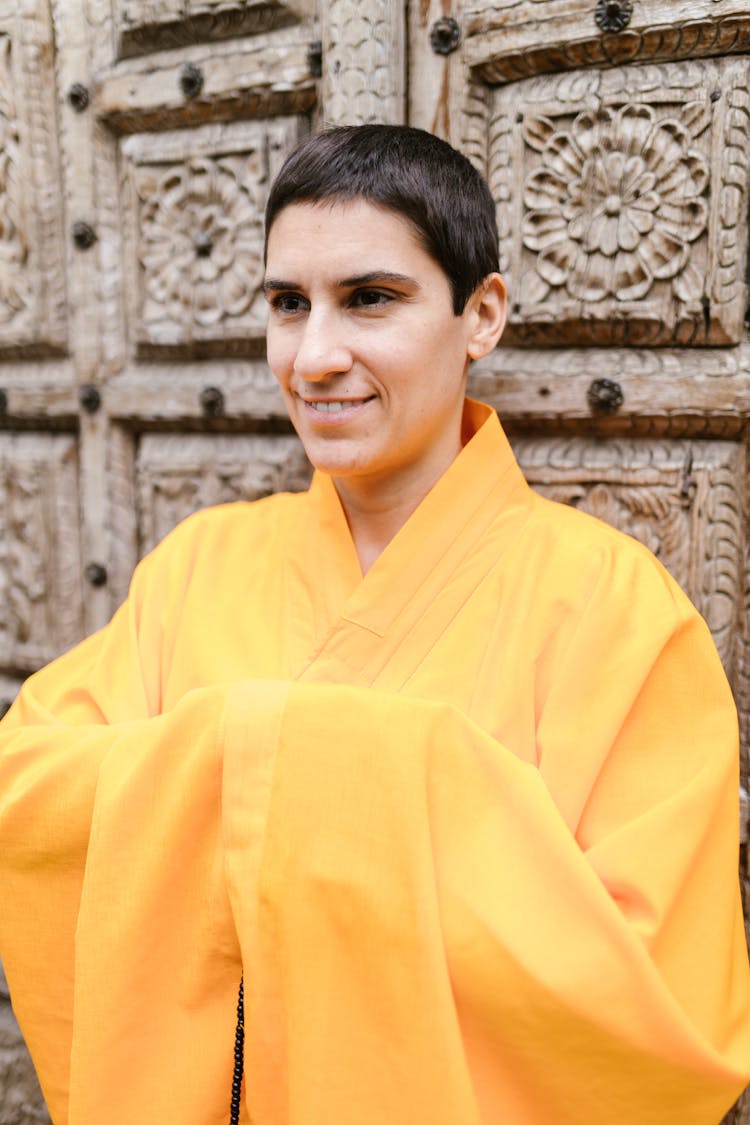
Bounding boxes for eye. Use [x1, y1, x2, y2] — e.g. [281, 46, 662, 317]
[350, 289, 393, 309]
[269, 292, 309, 314]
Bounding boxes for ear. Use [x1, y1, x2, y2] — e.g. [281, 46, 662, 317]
[466, 273, 507, 361]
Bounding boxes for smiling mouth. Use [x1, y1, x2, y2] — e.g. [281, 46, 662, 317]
[306, 398, 372, 414]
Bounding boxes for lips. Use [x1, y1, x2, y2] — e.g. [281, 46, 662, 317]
[305, 397, 372, 414]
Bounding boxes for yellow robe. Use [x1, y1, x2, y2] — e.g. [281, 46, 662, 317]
[1, 400, 749, 1124]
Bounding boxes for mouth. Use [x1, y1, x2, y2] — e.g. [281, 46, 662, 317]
[302, 396, 374, 418]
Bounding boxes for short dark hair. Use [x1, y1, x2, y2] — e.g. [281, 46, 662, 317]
[264, 124, 499, 315]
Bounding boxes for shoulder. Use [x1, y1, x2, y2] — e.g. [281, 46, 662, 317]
[132, 490, 311, 590]
[150, 489, 309, 552]
[519, 489, 699, 633]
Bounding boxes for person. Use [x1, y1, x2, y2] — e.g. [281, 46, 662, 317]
[1, 124, 749, 1125]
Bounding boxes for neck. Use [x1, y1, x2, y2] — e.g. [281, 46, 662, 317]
[334, 442, 462, 575]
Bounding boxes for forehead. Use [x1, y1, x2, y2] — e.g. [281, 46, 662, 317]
[265, 199, 433, 276]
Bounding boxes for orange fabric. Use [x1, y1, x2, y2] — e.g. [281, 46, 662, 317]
[1, 399, 749, 1123]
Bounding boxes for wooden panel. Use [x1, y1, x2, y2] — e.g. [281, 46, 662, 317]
[93, 28, 318, 133]
[0, 433, 84, 674]
[0, 7, 66, 356]
[135, 431, 311, 553]
[469, 342, 750, 434]
[120, 117, 305, 358]
[114, 0, 316, 57]
[488, 56, 750, 348]
[464, 0, 750, 83]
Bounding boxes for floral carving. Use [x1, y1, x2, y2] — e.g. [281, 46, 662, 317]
[135, 153, 265, 339]
[521, 103, 710, 306]
[0, 35, 30, 327]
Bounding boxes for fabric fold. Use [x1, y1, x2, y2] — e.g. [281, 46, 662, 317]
[1, 399, 749, 1123]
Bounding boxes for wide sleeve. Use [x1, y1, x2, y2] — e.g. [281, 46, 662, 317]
[0, 523, 239, 1125]
[220, 581, 750, 1123]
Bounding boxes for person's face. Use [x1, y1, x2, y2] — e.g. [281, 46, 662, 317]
[264, 199, 505, 499]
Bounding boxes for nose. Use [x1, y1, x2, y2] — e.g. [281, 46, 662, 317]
[293, 308, 352, 383]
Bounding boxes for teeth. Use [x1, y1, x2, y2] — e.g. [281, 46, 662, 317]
[310, 400, 363, 413]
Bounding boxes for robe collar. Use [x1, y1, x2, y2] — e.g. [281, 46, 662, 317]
[304, 398, 533, 642]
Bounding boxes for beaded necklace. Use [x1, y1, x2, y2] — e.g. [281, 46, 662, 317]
[229, 977, 245, 1124]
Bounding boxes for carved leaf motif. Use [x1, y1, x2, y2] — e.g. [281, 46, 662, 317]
[672, 260, 704, 304]
[522, 115, 556, 153]
[680, 100, 713, 139]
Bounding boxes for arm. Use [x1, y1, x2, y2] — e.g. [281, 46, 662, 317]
[220, 595, 750, 1123]
[4, 512, 749, 1123]
[0, 523, 238, 1124]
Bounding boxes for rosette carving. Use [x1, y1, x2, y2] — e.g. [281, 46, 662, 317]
[125, 120, 300, 354]
[489, 59, 750, 346]
[136, 154, 264, 334]
[521, 104, 709, 306]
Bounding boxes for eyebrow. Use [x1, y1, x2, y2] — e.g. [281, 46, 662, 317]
[338, 271, 420, 289]
[262, 270, 420, 295]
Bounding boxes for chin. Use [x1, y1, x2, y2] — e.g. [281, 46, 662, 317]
[300, 440, 373, 479]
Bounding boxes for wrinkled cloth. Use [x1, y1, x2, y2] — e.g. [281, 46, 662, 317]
[1, 400, 749, 1124]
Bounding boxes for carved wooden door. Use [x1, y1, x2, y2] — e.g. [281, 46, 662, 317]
[2, 0, 750, 1121]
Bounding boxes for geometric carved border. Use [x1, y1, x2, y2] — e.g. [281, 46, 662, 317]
[0, 433, 84, 674]
[120, 117, 306, 359]
[489, 58, 750, 347]
[0, 8, 66, 355]
[321, 0, 406, 125]
[135, 431, 311, 555]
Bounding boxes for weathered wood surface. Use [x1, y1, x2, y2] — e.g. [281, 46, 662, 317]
[121, 116, 305, 354]
[114, 0, 316, 57]
[0, 6, 66, 356]
[464, 0, 750, 83]
[93, 29, 318, 132]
